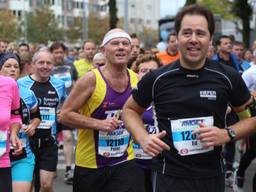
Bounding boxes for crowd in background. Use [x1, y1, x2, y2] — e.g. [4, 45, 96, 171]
[1, 12, 256, 192]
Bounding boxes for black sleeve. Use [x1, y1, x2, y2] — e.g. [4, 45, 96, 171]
[132, 71, 156, 108]
[230, 70, 251, 107]
[30, 106, 41, 120]
[70, 63, 78, 81]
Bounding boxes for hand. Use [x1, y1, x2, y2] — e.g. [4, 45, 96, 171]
[193, 123, 230, 147]
[24, 124, 36, 137]
[10, 133, 23, 156]
[251, 90, 256, 97]
[140, 131, 170, 157]
[97, 118, 122, 132]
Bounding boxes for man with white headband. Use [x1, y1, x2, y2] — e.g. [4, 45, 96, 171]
[60, 28, 145, 192]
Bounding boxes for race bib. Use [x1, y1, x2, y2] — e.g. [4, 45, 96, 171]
[38, 107, 56, 129]
[171, 116, 214, 156]
[133, 124, 157, 160]
[98, 127, 130, 158]
[0, 130, 7, 157]
[18, 125, 27, 147]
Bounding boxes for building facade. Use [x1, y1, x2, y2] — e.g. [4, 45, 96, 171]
[0, 0, 160, 33]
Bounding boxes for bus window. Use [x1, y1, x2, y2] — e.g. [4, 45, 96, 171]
[159, 17, 175, 42]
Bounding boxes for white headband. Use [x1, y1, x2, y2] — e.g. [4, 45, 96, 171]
[102, 32, 131, 46]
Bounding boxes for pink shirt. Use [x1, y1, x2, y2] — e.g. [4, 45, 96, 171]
[0, 76, 21, 168]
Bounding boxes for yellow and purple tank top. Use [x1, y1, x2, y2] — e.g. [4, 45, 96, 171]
[76, 67, 138, 168]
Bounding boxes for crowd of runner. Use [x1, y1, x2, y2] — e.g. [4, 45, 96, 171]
[1, 4, 256, 192]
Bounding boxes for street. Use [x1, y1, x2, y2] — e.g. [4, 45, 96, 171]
[53, 149, 256, 192]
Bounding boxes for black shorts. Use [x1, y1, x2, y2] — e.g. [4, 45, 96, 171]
[152, 171, 225, 192]
[0, 167, 12, 192]
[36, 143, 58, 172]
[73, 160, 145, 192]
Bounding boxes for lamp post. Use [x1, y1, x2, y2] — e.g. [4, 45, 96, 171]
[124, 0, 128, 32]
[82, 0, 88, 40]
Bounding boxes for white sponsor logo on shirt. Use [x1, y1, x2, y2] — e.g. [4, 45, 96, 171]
[48, 91, 56, 94]
[200, 90, 216, 100]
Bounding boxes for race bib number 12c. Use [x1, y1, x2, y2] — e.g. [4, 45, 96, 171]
[171, 116, 214, 156]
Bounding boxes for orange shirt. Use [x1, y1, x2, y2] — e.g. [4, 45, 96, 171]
[157, 51, 180, 65]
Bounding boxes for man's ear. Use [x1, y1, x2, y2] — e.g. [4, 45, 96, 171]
[100, 46, 105, 53]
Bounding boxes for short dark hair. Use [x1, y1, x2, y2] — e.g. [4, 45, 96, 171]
[175, 4, 215, 37]
[130, 33, 138, 39]
[19, 42, 30, 50]
[215, 35, 231, 46]
[49, 42, 67, 52]
[167, 31, 177, 42]
[0, 39, 8, 43]
[233, 41, 244, 47]
[83, 40, 96, 47]
[132, 53, 162, 73]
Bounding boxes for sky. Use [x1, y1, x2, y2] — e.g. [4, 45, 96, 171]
[160, 0, 186, 18]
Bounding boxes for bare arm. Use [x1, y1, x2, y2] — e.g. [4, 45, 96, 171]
[10, 122, 22, 155]
[123, 96, 170, 157]
[24, 118, 41, 137]
[60, 71, 120, 131]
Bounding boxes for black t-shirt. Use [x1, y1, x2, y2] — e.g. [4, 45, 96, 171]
[132, 59, 250, 178]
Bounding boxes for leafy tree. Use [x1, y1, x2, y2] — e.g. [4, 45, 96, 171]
[199, 0, 234, 20]
[108, 0, 118, 29]
[66, 13, 109, 45]
[88, 13, 109, 44]
[139, 28, 158, 50]
[26, 5, 64, 44]
[66, 17, 83, 43]
[185, 0, 234, 19]
[231, 0, 252, 48]
[185, 0, 196, 6]
[0, 10, 19, 41]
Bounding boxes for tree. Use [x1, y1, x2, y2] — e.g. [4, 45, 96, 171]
[231, 0, 252, 48]
[66, 17, 83, 43]
[88, 13, 109, 44]
[185, 0, 196, 6]
[26, 5, 64, 44]
[108, 0, 118, 29]
[0, 10, 19, 41]
[139, 28, 158, 50]
[66, 13, 109, 45]
[199, 0, 233, 20]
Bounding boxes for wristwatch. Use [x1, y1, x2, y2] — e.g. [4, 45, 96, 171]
[226, 128, 236, 142]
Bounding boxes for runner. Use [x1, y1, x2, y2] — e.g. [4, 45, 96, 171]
[18, 48, 66, 192]
[60, 28, 144, 192]
[50, 42, 77, 184]
[0, 54, 22, 192]
[132, 53, 162, 192]
[73, 40, 96, 78]
[123, 5, 255, 192]
[156, 31, 179, 65]
[0, 52, 41, 192]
